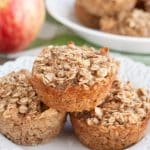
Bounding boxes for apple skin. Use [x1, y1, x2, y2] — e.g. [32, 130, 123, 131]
[0, 0, 45, 53]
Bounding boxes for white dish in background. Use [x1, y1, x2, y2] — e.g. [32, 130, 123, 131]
[0, 54, 150, 150]
[46, 0, 150, 54]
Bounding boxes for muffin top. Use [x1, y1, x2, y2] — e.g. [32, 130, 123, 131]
[0, 70, 48, 118]
[32, 43, 118, 88]
[75, 80, 150, 126]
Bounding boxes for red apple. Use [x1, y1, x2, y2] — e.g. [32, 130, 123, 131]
[0, 0, 45, 53]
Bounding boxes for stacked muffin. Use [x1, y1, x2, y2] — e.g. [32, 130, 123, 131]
[75, 0, 150, 37]
[0, 43, 150, 149]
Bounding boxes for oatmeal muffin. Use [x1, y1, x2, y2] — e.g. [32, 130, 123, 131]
[75, 0, 100, 28]
[0, 70, 66, 145]
[100, 9, 150, 37]
[77, 0, 137, 16]
[32, 43, 118, 112]
[70, 80, 150, 150]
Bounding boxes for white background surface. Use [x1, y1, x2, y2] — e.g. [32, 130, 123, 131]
[0, 54, 150, 150]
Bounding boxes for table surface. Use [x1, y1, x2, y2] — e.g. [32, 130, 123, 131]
[0, 14, 150, 65]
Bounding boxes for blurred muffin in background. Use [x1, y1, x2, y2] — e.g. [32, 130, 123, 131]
[99, 9, 150, 37]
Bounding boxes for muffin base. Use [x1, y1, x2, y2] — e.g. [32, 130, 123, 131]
[31, 74, 116, 112]
[0, 108, 66, 145]
[70, 114, 149, 150]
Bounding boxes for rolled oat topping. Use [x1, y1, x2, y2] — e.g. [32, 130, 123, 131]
[33, 43, 118, 87]
[76, 80, 150, 126]
[0, 70, 45, 116]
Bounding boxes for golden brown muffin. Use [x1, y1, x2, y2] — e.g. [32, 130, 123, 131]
[75, 0, 100, 29]
[77, 0, 137, 16]
[32, 43, 118, 112]
[0, 70, 66, 145]
[99, 9, 150, 37]
[70, 80, 150, 150]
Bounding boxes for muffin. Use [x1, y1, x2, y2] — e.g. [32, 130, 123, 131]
[70, 80, 150, 150]
[75, 0, 100, 28]
[77, 0, 137, 16]
[100, 9, 150, 37]
[32, 43, 118, 112]
[0, 70, 66, 145]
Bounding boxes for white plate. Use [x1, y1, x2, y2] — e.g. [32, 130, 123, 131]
[0, 54, 150, 150]
[46, 0, 150, 54]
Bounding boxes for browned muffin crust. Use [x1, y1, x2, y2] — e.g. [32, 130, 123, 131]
[70, 80, 150, 150]
[75, 0, 100, 29]
[77, 0, 137, 16]
[32, 44, 118, 112]
[99, 9, 150, 37]
[0, 70, 66, 145]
